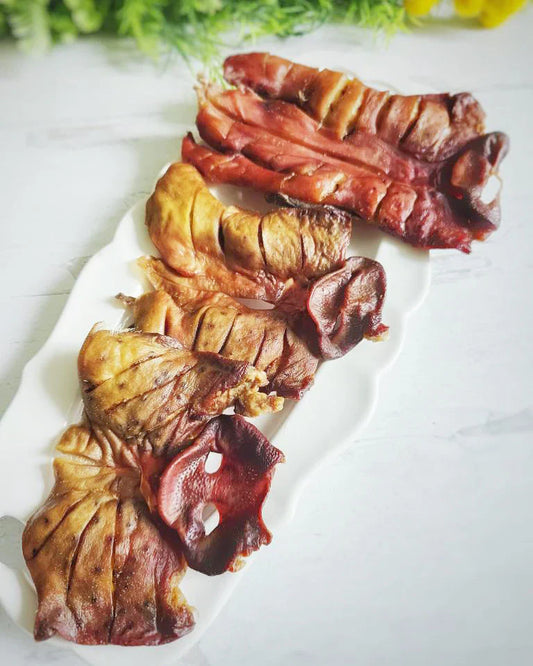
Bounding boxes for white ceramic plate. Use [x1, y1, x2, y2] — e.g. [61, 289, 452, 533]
[0, 58, 431, 665]
[0, 186, 430, 665]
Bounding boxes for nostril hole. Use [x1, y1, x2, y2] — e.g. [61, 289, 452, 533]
[205, 451, 222, 474]
[480, 174, 501, 205]
[218, 226, 225, 252]
[202, 503, 220, 536]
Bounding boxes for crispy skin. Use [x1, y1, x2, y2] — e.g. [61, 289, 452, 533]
[224, 52, 486, 161]
[200, 83, 433, 183]
[78, 328, 283, 456]
[190, 84, 508, 252]
[184, 110, 507, 254]
[22, 424, 195, 645]
[146, 162, 351, 302]
[157, 415, 284, 575]
[119, 280, 319, 399]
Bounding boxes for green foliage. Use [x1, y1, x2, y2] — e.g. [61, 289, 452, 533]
[0, 0, 407, 62]
[49, 4, 78, 42]
[1, 0, 52, 52]
[0, 8, 7, 36]
[64, 0, 108, 32]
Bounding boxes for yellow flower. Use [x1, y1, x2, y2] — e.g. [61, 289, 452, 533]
[404, 0, 440, 16]
[406, 0, 527, 25]
[478, 0, 527, 27]
[454, 0, 484, 17]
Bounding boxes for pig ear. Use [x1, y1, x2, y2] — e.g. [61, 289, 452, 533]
[297, 257, 388, 360]
[444, 132, 509, 236]
[157, 415, 284, 576]
[78, 328, 281, 458]
[23, 424, 194, 646]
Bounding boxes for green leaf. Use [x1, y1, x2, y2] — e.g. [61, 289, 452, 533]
[0, 7, 8, 35]
[116, 0, 166, 57]
[49, 5, 78, 43]
[2, 0, 408, 62]
[64, 0, 108, 33]
[3, 0, 52, 52]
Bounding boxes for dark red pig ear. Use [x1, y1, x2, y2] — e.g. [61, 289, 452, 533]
[446, 132, 509, 235]
[299, 257, 388, 360]
[158, 415, 284, 576]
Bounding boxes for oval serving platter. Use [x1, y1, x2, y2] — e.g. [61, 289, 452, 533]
[0, 55, 431, 666]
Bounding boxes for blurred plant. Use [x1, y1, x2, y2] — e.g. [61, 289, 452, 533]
[0, 0, 528, 62]
[0, 0, 407, 59]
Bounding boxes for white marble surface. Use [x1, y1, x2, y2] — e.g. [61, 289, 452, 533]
[1, 10, 532, 666]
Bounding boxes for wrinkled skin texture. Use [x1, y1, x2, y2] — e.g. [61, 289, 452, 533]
[146, 162, 351, 302]
[137, 254, 387, 362]
[119, 278, 319, 399]
[224, 52, 486, 161]
[282, 257, 388, 359]
[157, 415, 284, 576]
[22, 424, 195, 645]
[184, 81, 508, 252]
[78, 328, 283, 456]
[143, 160, 387, 359]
